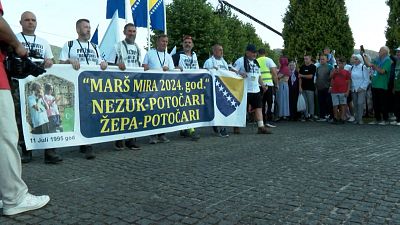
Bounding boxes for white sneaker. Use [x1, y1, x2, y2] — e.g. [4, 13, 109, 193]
[348, 116, 355, 122]
[368, 121, 378, 125]
[378, 121, 388, 126]
[390, 121, 398, 125]
[265, 123, 277, 128]
[3, 193, 50, 216]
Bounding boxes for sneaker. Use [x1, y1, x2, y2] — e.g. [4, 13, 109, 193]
[21, 150, 32, 164]
[179, 130, 190, 138]
[158, 134, 170, 143]
[189, 131, 200, 141]
[378, 121, 388, 126]
[347, 116, 355, 122]
[82, 145, 95, 160]
[114, 140, 125, 151]
[125, 139, 140, 150]
[212, 126, 219, 134]
[257, 126, 272, 134]
[368, 121, 378, 125]
[44, 149, 63, 164]
[390, 121, 398, 125]
[316, 118, 327, 122]
[233, 127, 240, 134]
[265, 123, 277, 128]
[149, 135, 158, 144]
[2, 193, 50, 216]
[219, 128, 229, 138]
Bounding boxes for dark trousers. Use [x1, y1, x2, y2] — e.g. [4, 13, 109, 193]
[394, 91, 400, 122]
[371, 87, 389, 121]
[262, 86, 274, 122]
[317, 88, 332, 118]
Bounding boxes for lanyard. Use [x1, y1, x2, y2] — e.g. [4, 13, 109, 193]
[156, 51, 165, 67]
[21, 33, 36, 54]
[77, 39, 90, 65]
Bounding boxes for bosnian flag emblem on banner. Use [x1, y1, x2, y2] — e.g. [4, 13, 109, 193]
[215, 76, 244, 117]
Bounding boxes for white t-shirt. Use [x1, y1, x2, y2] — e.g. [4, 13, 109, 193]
[143, 49, 175, 70]
[174, 52, 199, 70]
[59, 39, 103, 65]
[115, 41, 142, 68]
[203, 56, 229, 70]
[16, 33, 53, 63]
[234, 57, 261, 93]
[28, 94, 49, 128]
[44, 94, 59, 116]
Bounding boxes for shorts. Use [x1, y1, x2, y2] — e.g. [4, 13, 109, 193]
[331, 93, 347, 106]
[247, 92, 263, 109]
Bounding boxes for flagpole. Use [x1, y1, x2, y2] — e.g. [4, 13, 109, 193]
[147, 0, 151, 50]
[125, 0, 130, 24]
[163, 0, 167, 35]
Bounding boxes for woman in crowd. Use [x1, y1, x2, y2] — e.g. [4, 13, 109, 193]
[350, 54, 370, 124]
[276, 56, 290, 120]
[288, 61, 300, 120]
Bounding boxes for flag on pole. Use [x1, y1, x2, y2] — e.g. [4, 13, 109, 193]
[149, 0, 165, 32]
[106, 0, 126, 19]
[131, 0, 148, 28]
[100, 11, 121, 63]
[91, 25, 99, 45]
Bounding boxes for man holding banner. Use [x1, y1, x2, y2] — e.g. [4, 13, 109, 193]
[172, 35, 200, 141]
[113, 23, 141, 150]
[59, 18, 108, 159]
[142, 34, 174, 144]
[15, 11, 62, 164]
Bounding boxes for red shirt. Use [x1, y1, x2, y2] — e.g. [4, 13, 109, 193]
[331, 69, 350, 93]
[0, 1, 11, 90]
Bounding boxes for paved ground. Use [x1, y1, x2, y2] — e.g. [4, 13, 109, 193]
[1, 120, 400, 225]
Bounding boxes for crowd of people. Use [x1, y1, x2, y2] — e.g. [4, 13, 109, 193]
[1, 5, 400, 216]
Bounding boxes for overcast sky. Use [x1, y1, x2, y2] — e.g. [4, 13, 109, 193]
[1, 0, 390, 51]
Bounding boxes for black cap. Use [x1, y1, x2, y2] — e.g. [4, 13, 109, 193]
[246, 44, 257, 53]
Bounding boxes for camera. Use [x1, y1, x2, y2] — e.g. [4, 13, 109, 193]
[4, 50, 46, 79]
[360, 45, 365, 54]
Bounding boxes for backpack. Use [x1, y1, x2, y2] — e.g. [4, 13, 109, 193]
[68, 40, 99, 59]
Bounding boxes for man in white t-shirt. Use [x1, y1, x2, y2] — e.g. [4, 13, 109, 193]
[59, 18, 108, 160]
[143, 34, 174, 71]
[233, 44, 272, 134]
[115, 23, 141, 69]
[113, 23, 141, 151]
[15, 11, 62, 164]
[203, 44, 230, 138]
[172, 35, 199, 70]
[59, 19, 107, 71]
[142, 34, 173, 144]
[172, 35, 200, 141]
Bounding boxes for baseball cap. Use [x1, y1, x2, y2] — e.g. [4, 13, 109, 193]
[246, 44, 257, 53]
[395, 46, 400, 51]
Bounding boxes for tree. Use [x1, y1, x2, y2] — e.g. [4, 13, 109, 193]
[385, 0, 400, 53]
[282, 0, 354, 62]
[164, 0, 277, 66]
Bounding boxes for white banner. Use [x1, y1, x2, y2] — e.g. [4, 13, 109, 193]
[19, 65, 247, 150]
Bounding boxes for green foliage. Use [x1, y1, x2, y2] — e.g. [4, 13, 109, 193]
[385, 0, 400, 53]
[163, 0, 278, 66]
[282, 0, 354, 62]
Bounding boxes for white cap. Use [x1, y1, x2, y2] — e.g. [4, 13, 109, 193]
[395, 46, 400, 51]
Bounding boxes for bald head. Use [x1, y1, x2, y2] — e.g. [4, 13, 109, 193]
[20, 11, 37, 35]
